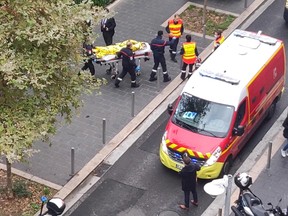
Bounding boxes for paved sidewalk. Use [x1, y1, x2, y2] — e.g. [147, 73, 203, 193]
[8, 0, 254, 186]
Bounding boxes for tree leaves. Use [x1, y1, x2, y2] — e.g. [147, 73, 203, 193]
[0, 0, 107, 163]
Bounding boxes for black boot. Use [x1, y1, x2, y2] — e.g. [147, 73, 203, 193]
[180, 72, 186, 80]
[131, 82, 140, 88]
[115, 78, 121, 88]
[187, 72, 192, 79]
[171, 54, 177, 62]
[149, 71, 157, 81]
[163, 74, 171, 82]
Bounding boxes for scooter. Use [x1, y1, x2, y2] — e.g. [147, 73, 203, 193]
[39, 196, 66, 216]
[231, 173, 288, 216]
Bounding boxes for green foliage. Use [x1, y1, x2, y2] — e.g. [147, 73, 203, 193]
[12, 180, 32, 198]
[205, 14, 236, 35]
[0, 0, 107, 164]
[30, 202, 40, 211]
[43, 186, 50, 196]
[75, 0, 111, 7]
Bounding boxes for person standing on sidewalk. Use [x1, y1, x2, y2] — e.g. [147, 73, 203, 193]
[281, 115, 288, 157]
[165, 14, 184, 63]
[179, 153, 201, 210]
[179, 34, 199, 80]
[213, 30, 225, 52]
[149, 30, 175, 83]
[100, 8, 117, 74]
[100, 9, 116, 46]
[114, 41, 139, 88]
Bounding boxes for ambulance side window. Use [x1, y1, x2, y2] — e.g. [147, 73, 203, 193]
[235, 100, 246, 127]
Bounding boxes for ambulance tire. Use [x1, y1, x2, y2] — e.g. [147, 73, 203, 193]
[266, 101, 277, 121]
[220, 156, 232, 178]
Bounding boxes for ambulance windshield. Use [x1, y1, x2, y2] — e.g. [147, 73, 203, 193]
[172, 93, 234, 138]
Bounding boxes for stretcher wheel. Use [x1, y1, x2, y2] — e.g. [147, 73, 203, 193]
[106, 68, 112, 75]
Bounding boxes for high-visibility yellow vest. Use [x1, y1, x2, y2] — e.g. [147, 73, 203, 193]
[182, 42, 196, 64]
[168, 19, 183, 38]
[214, 35, 225, 48]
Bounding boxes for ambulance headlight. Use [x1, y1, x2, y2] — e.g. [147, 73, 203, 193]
[204, 147, 222, 166]
[161, 131, 168, 154]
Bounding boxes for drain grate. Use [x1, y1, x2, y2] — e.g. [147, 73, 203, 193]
[93, 162, 111, 177]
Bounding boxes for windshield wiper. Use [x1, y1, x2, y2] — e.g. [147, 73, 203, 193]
[173, 117, 198, 132]
[198, 124, 218, 137]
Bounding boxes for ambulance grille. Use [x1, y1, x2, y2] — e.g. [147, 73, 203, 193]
[167, 148, 206, 165]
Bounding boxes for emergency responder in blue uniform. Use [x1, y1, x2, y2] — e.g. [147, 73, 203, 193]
[114, 41, 140, 88]
[149, 30, 175, 82]
[79, 19, 95, 76]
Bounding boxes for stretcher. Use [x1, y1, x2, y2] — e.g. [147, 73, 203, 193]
[92, 40, 152, 78]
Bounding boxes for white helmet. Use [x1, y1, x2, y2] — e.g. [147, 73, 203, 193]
[234, 173, 252, 190]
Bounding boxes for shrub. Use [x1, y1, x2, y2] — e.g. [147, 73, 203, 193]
[74, 0, 112, 7]
[12, 180, 32, 198]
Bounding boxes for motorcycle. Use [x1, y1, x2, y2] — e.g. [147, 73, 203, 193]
[39, 196, 66, 216]
[231, 172, 287, 216]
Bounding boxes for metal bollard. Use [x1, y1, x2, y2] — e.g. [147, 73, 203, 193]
[131, 91, 135, 117]
[218, 208, 222, 216]
[102, 118, 106, 144]
[202, 0, 208, 39]
[267, 141, 272, 169]
[70, 147, 75, 176]
[157, 67, 160, 92]
[244, 0, 248, 8]
[224, 174, 233, 216]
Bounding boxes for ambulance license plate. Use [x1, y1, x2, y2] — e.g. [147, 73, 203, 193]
[176, 164, 184, 170]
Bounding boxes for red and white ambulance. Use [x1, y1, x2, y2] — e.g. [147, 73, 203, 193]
[159, 29, 286, 179]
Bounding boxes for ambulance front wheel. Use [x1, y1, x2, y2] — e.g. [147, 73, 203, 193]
[220, 156, 232, 178]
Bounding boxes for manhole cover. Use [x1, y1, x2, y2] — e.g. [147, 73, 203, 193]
[158, 210, 179, 216]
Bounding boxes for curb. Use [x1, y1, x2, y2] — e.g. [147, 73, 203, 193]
[0, 163, 62, 191]
[201, 107, 287, 216]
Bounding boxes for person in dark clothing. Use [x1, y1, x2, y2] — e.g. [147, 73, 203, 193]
[100, 9, 116, 46]
[81, 42, 95, 76]
[101, 9, 117, 74]
[281, 115, 288, 157]
[165, 14, 184, 62]
[149, 30, 175, 82]
[179, 153, 201, 210]
[179, 34, 199, 80]
[114, 41, 140, 88]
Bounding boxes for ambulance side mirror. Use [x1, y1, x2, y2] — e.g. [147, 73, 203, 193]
[167, 104, 173, 115]
[232, 125, 244, 136]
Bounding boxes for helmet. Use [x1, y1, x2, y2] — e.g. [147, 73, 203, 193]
[234, 173, 252, 190]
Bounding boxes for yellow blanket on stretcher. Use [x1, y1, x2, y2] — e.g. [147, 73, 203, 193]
[92, 40, 144, 59]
